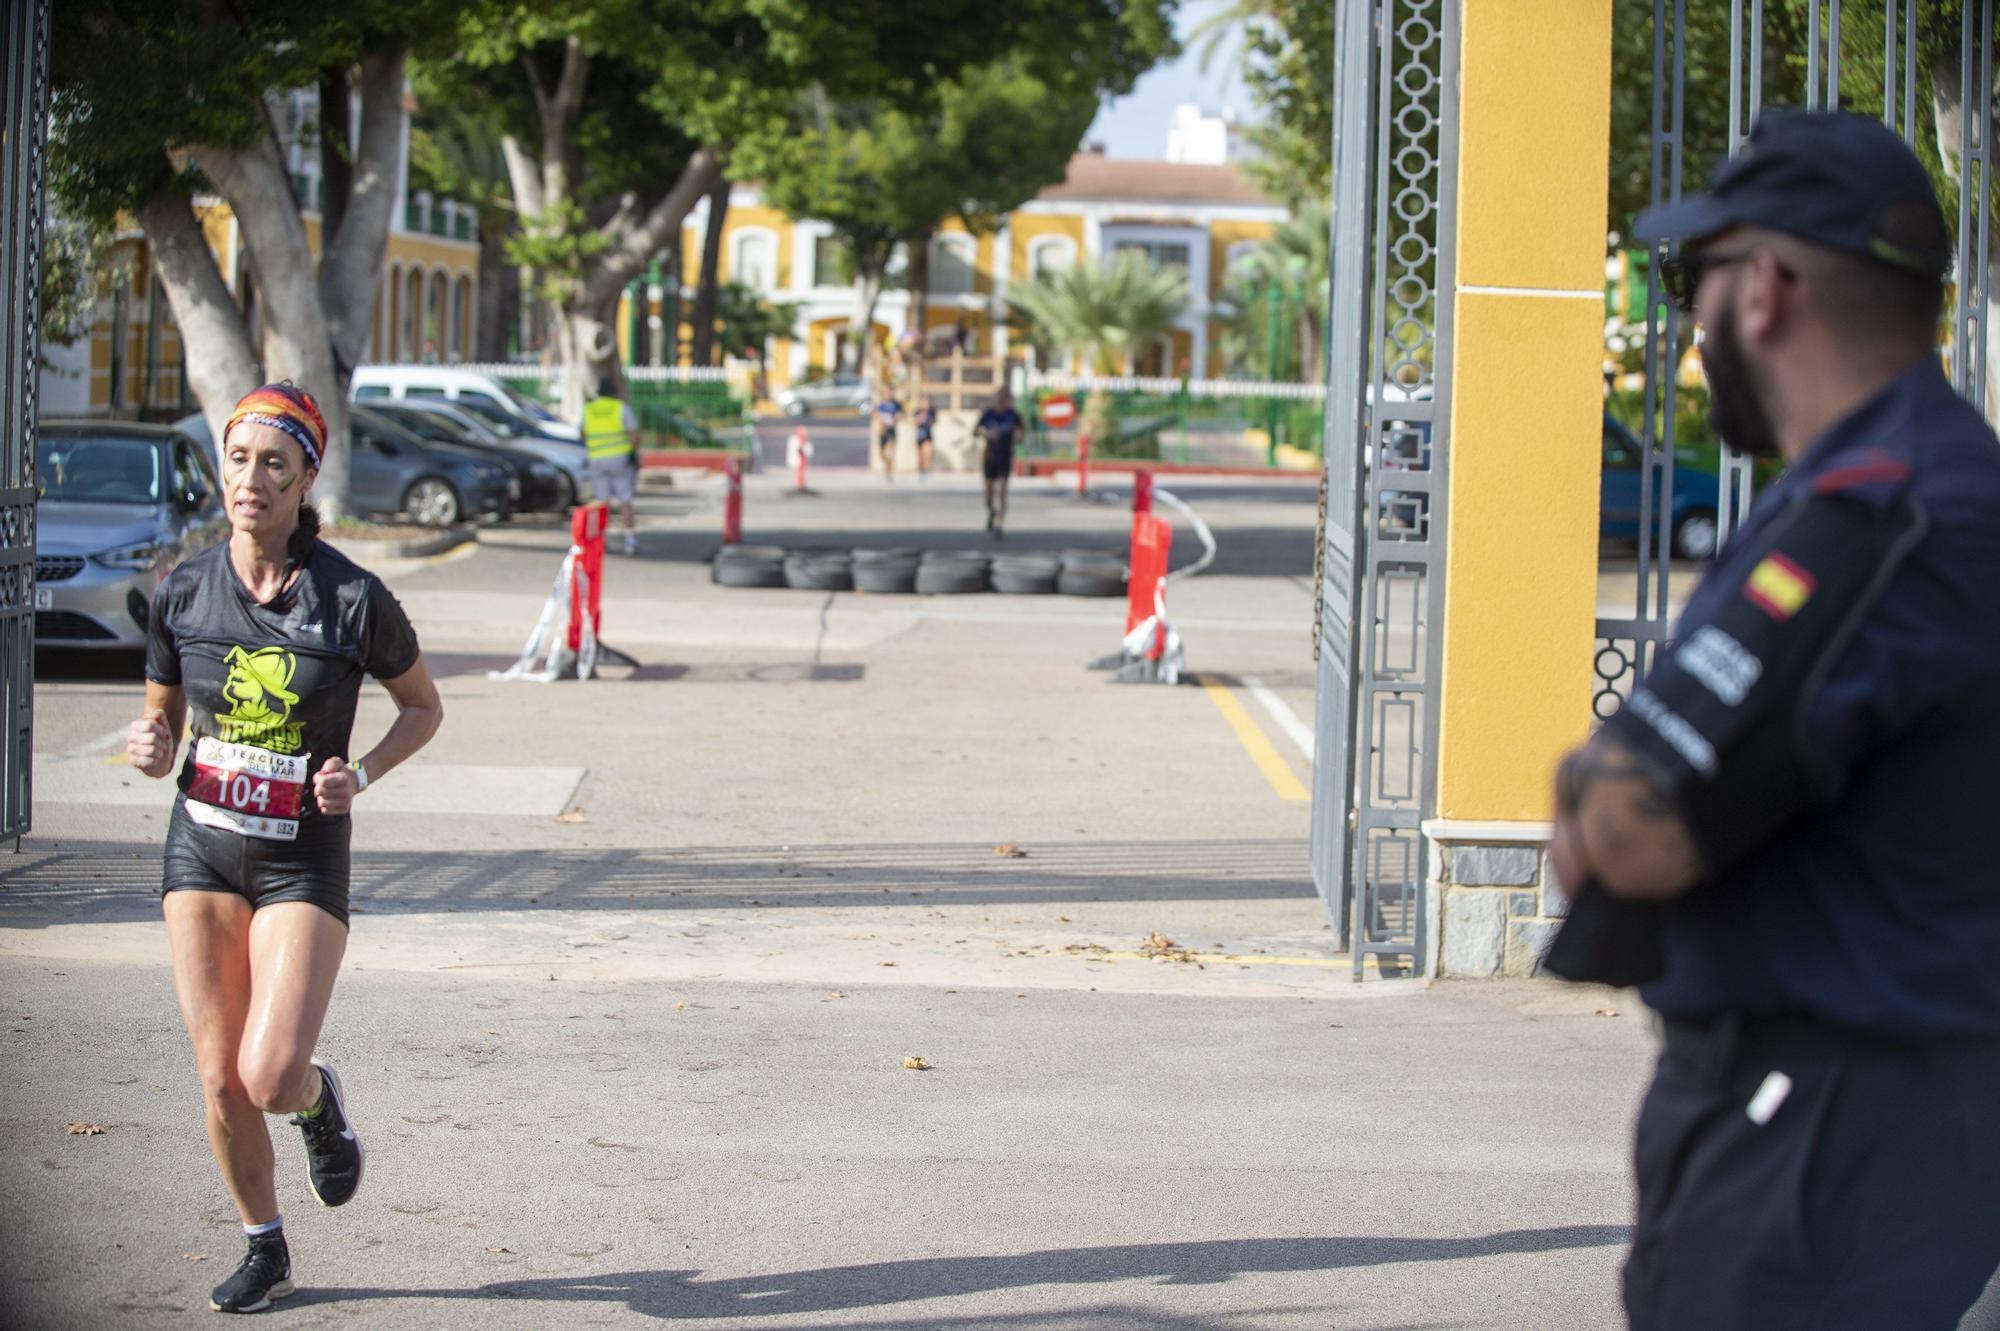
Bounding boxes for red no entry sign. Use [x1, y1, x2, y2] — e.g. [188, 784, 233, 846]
[1041, 394, 1077, 429]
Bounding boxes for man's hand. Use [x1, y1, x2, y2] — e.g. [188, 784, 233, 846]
[1549, 734, 1705, 902]
[126, 708, 175, 779]
[314, 757, 362, 816]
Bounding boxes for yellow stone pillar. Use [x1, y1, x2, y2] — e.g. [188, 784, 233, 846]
[1427, 0, 1612, 975]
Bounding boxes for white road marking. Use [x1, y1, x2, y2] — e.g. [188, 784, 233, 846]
[31, 758, 586, 817]
[1241, 675, 1315, 764]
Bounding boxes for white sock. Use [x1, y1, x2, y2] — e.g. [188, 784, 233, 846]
[243, 1216, 283, 1239]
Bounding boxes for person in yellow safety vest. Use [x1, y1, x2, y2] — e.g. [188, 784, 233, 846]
[583, 378, 640, 555]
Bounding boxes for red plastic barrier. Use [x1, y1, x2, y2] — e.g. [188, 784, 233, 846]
[790, 426, 811, 492]
[1133, 468, 1153, 515]
[723, 456, 744, 544]
[566, 501, 609, 653]
[1076, 432, 1091, 496]
[1126, 512, 1173, 656]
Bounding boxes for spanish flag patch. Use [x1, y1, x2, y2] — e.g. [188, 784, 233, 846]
[1744, 553, 1816, 621]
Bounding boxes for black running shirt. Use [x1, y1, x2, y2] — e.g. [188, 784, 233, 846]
[146, 541, 419, 837]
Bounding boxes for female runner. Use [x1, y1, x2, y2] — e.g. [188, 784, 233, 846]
[127, 383, 443, 1313]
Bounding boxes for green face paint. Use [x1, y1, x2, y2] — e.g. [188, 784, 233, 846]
[275, 473, 297, 493]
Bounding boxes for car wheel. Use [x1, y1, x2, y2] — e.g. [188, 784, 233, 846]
[557, 472, 579, 508]
[403, 477, 461, 527]
[1673, 508, 1719, 561]
[786, 401, 808, 418]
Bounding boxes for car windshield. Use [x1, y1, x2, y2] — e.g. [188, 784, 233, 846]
[352, 408, 437, 452]
[452, 396, 524, 434]
[38, 434, 162, 504]
[496, 382, 556, 419]
[386, 407, 478, 445]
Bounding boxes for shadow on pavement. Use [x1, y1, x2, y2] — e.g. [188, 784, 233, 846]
[286, 1227, 1625, 1321]
[0, 837, 1313, 926]
[417, 653, 865, 684]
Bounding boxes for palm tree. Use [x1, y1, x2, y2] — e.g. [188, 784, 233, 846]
[1007, 250, 1190, 439]
[1218, 200, 1328, 380]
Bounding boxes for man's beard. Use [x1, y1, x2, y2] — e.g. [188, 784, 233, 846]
[1701, 298, 1782, 460]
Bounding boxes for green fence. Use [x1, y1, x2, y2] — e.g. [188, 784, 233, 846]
[1019, 382, 1325, 468]
[495, 373, 752, 453]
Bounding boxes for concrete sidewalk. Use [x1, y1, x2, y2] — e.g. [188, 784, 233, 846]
[6, 474, 1655, 1329]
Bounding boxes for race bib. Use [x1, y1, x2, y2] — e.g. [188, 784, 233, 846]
[187, 737, 308, 841]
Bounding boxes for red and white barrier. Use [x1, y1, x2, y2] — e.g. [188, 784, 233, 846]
[787, 426, 814, 494]
[723, 456, 745, 544]
[491, 501, 637, 682]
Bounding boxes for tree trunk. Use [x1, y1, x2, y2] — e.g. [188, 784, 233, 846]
[135, 185, 261, 447]
[853, 267, 884, 380]
[690, 173, 730, 368]
[475, 216, 516, 362]
[909, 231, 931, 346]
[317, 51, 405, 380]
[318, 65, 352, 246]
[559, 291, 623, 422]
[192, 132, 348, 518]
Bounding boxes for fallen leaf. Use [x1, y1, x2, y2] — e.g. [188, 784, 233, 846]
[1595, 1008, 1620, 1018]
[555, 811, 588, 825]
[1057, 915, 1072, 923]
[487, 1246, 514, 1254]
[903, 1056, 930, 1071]
[182, 1254, 207, 1263]
[674, 1001, 687, 1011]
[824, 992, 846, 1001]
[992, 844, 1028, 859]
[64, 1122, 103, 1136]
[1138, 932, 1195, 963]
[1063, 942, 1110, 955]
[878, 961, 896, 968]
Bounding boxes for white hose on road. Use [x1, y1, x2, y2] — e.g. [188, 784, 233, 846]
[1150, 487, 1218, 582]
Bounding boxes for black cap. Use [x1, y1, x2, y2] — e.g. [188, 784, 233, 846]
[1632, 108, 1951, 278]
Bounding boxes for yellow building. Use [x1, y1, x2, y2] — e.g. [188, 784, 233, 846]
[639, 150, 1288, 389]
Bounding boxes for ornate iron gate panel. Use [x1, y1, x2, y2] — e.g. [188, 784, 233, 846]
[1312, 0, 1459, 978]
[1597, 0, 1995, 721]
[0, 0, 50, 841]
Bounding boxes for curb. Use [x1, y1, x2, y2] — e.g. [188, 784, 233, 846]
[326, 526, 477, 561]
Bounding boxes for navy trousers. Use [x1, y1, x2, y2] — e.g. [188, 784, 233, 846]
[1623, 1015, 2000, 1331]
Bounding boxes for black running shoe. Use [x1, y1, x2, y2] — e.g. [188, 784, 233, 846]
[293, 1059, 364, 1207]
[210, 1232, 292, 1314]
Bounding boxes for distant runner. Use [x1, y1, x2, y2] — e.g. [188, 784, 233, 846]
[976, 386, 1024, 538]
[913, 399, 936, 480]
[875, 392, 904, 483]
[129, 383, 443, 1314]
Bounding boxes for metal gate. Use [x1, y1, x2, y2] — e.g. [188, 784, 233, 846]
[0, 0, 49, 841]
[1597, 0, 1996, 720]
[1312, 0, 1459, 978]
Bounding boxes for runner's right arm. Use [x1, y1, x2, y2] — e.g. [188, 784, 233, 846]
[128, 681, 184, 779]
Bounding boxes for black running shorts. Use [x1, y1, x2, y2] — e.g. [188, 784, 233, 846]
[983, 448, 1014, 482]
[161, 795, 352, 925]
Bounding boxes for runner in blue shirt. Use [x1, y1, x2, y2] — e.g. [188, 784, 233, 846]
[874, 393, 903, 483]
[975, 386, 1024, 537]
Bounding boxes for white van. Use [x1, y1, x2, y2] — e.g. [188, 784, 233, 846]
[349, 366, 582, 441]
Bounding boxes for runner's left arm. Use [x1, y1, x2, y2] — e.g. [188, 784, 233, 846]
[314, 658, 443, 815]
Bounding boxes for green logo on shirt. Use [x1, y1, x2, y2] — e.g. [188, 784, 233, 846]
[216, 646, 304, 753]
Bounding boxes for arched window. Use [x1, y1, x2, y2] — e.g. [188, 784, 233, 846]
[732, 229, 776, 290]
[929, 234, 976, 294]
[427, 271, 448, 361]
[1028, 236, 1076, 280]
[402, 267, 423, 363]
[386, 263, 402, 361]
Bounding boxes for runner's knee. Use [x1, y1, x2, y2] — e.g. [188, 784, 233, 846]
[237, 1048, 311, 1114]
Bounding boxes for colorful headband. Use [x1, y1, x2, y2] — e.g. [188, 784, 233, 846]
[225, 384, 328, 469]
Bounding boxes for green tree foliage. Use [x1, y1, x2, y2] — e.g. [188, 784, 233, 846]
[1187, 1, 1333, 210]
[1006, 250, 1191, 436]
[713, 283, 801, 374]
[1216, 200, 1329, 379]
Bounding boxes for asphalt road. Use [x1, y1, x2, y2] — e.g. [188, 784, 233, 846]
[8, 472, 1672, 1330]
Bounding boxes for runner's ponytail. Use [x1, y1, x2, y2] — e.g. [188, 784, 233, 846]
[288, 502, 321, 565]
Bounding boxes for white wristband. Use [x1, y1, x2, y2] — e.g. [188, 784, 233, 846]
[353, 761, 369, 793]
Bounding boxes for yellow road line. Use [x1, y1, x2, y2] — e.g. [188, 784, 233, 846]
[1198, 675, 1310, 803]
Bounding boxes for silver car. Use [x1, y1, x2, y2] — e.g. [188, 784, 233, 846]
[36, 421, 229, 649]
[775, 371, 870, 418]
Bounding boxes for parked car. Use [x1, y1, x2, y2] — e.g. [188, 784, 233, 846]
[775, 371, 869, 418]
[35, 421, 229, 649]
[1600, 414, 1722, 561]
[372, 396, 587, 505]
[350, 366, 581, 440]
[362, 400, 569, 512]
[347, 405, 513, 526]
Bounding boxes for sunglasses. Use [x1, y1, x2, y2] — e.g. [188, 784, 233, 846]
[1658, 247, 1795, 314]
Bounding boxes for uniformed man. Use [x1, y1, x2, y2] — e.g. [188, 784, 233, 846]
[583, 377, 639, 555]
[1548, 109, 2000, 1329]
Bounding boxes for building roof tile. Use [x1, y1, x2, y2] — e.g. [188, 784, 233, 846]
[1035, 154, 1274, 207]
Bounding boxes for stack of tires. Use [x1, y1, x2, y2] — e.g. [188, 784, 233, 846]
[710, 544, 787, 588]
[989, 553, 1060, 595]
[915, 550, 990, 594]
[1057, 549, 1128, 597]
[783, 549, 855, 591]
[852, 547, 920, 593]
